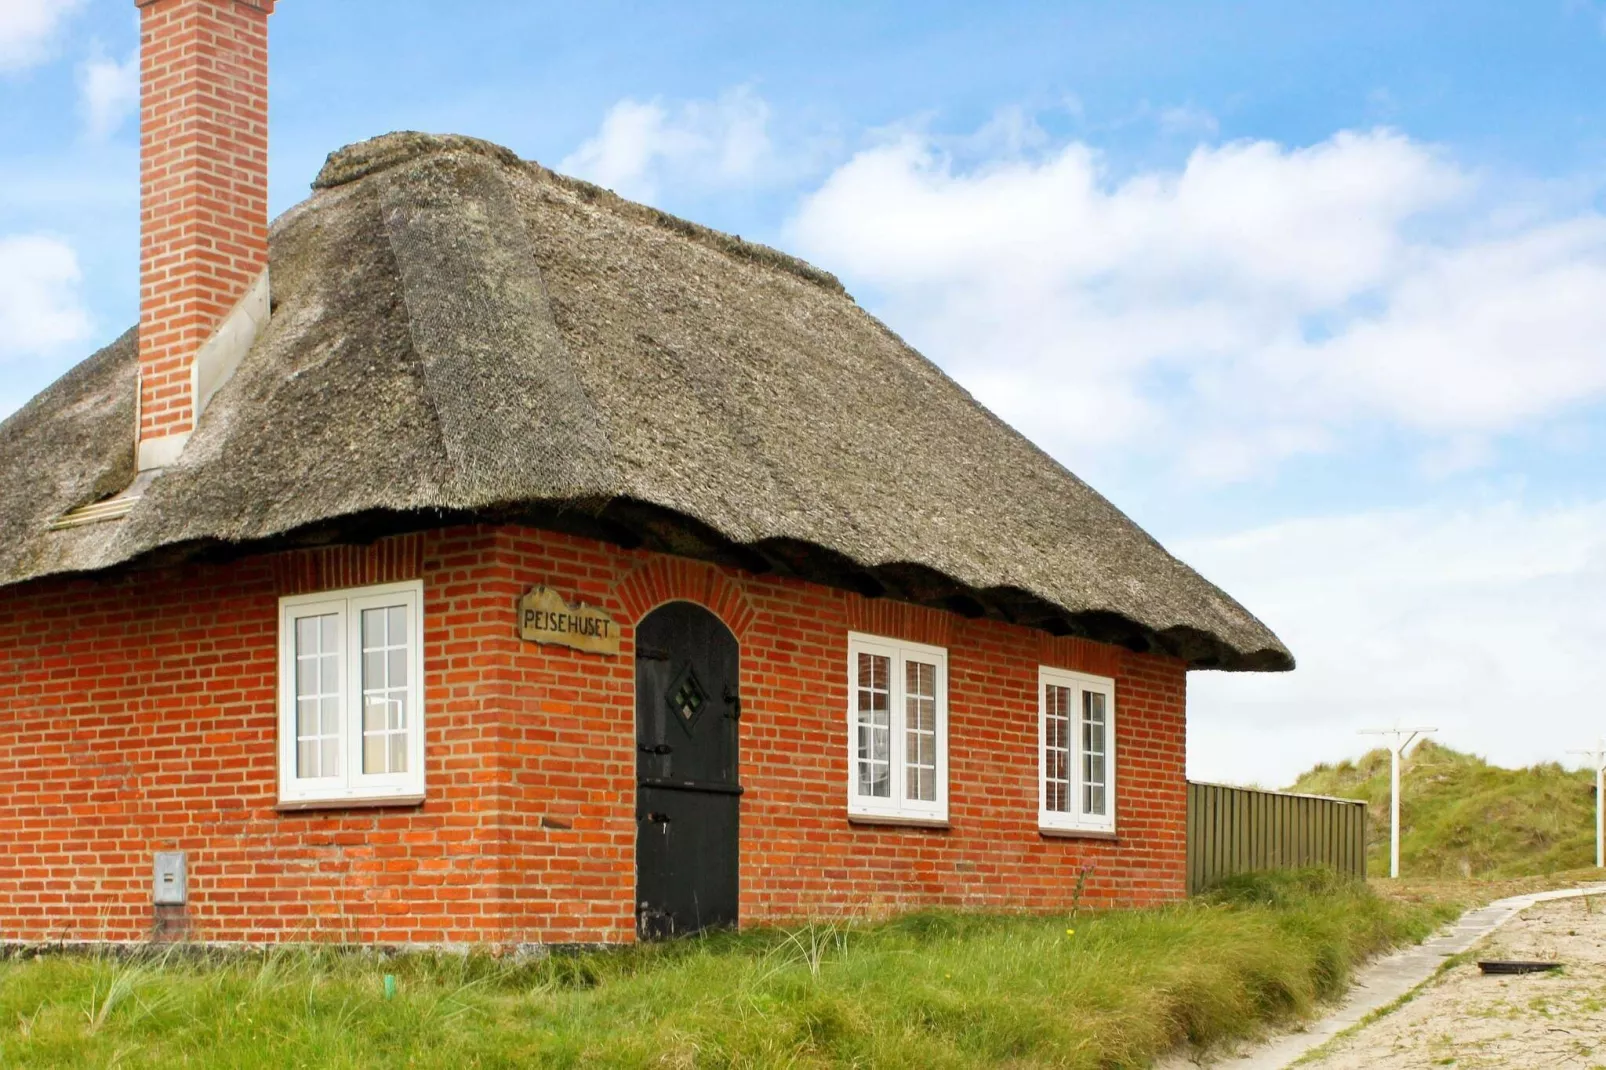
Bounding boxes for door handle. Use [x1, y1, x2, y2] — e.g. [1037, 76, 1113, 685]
[642, 811, 672, 825]
[638, 743, 673, 755]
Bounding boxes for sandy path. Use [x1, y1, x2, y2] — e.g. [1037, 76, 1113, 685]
[1300, 894, 1606, 1069]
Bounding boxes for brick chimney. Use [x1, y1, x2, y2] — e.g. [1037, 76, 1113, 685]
[135, 0, 274, 471]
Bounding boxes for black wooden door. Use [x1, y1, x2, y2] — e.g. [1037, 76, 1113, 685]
[635, 602, 741, 939]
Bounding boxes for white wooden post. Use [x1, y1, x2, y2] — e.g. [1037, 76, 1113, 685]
[1568, 742, 1606, 869]
[1360, 726, 1437, 879]
[1390, 743, 1402, 880]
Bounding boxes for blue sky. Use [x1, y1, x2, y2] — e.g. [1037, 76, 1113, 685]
[4, 0, 1606, 785]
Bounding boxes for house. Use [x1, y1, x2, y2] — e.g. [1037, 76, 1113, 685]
[0, 0, 1291, 947]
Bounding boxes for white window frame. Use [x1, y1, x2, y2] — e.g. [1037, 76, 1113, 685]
[1038, 666, 1117, 834]
[277, 580, 426, 808]
[846, 633, 949, 826]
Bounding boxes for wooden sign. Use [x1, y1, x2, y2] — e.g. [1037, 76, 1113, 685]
[518, 586, 620, 655]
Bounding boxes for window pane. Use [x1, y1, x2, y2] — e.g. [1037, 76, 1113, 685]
[295, 628, 319, 697]
[293, 612, 340, 779]
[1043, 683, 1072, 813]
[905, 660, 937, 802]
[363, 696, 387, 735]
[363, 607, 380, 644]
[363, 728, 387, 774]
[296, 698, 317, 737]
[856, 652, 891, 798]
[361, 604, 412, 776]
[1082, 690, 1108, 817]
[363, 651, 385, 690]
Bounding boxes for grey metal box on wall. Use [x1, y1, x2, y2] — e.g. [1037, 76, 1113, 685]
[152, 851, 187, 906]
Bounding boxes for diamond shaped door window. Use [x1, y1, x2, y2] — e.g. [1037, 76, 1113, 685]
[666, 666, 708, 730]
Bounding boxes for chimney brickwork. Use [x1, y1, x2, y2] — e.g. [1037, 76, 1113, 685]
[135, 0, 274, 470]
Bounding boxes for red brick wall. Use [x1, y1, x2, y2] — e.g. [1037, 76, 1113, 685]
[0, 525, 1187, 946]
[136, 0, 273, 444]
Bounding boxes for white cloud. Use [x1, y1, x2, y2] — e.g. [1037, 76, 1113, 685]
[0, 0, 86, 74]
[0, 235, 92, 358]
[560, 87, 772, 204]
[1303, 220, 1606, 431]
[1154, 103, 1219, 139]
[786, 125, 1606, 481]
[77, 46, 138, 139]
[1180, 499, 1606, 786]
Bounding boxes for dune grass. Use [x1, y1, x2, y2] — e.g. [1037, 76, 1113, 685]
[0, 869, 1455, 1069]
[1290, 740, 1600, 879]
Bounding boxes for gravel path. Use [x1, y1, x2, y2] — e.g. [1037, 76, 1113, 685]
[1300, 893, 1606, 1069]
[1159, 885, 1606, 1070]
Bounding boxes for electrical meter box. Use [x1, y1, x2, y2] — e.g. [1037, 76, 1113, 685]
[153, 851, 187, 906]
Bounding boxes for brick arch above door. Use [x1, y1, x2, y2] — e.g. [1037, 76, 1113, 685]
[614, 558, 757, 642]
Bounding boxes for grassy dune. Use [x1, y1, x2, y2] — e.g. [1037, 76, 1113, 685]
[0, 870, 1453, 1069]
[1290, 740, 1600, 879]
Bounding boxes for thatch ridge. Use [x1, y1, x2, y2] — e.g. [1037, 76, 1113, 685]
[530, 165, 848, 296]
[316, 132, 845, 296]
[0, 131, 1291, 671]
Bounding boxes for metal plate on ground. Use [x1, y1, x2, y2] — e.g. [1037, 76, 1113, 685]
[1476, 960, 1562, 975]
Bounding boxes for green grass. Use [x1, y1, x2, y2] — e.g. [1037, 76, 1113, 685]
[0, 869, 1455, 1069]
[1289, 740, 1600, 879]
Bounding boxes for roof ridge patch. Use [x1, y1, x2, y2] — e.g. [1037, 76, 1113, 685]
[315, 131, 847, 296]
[313, 131, 524, 190]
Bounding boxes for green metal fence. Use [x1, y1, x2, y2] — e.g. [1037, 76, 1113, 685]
[1186, 780, 1368, 895]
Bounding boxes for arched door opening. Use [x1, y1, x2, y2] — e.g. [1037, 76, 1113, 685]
[634, 601, 741, 939]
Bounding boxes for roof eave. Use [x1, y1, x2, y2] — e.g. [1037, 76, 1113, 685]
[8, 498, 1292, 672]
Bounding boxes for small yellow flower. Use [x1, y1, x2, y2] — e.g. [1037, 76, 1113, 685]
[1065, 928, 1075, 937]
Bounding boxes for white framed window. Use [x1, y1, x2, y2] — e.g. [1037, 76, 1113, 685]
[278, 580, 426, 807]
[846, 633, 948, 825]
[1039, 667, 1116, 834]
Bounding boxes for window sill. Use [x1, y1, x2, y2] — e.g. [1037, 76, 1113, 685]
[848, 812, 950, 830]
[1039, 826, 1117, 841]
[276, 793, 426, 813]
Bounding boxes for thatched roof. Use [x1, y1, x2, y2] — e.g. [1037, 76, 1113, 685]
[0, 132, 1291, 671]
